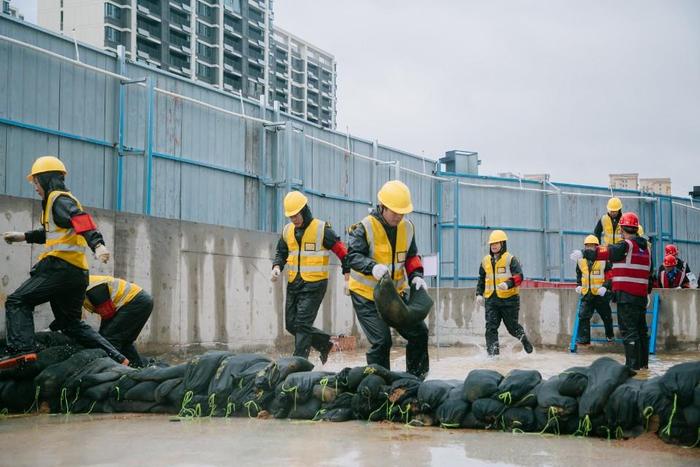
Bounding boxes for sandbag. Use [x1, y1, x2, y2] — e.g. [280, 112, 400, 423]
[280, 371, 335, 408]
[288, 397, 322, 420]
[435, 387, 469, 428]
[0, 379, 36, 413]
[388, 377, 422, 406]
[315, 392, 355, 422]
[578, 357, 633, 418]
[502, 407, 536, 432]
[79, 366, 134, 389]
[461, 410, 487, 429]
[124, 380, 160, 402]
[129, 363, 188, 383]
[63, 357, 122, 397]
[605, 379, 644, 432]
[351, 391, 388, 421]
[534, 406, 580, 435]
[357, 374, 388, 401]
[208, 354, 271, 413]
[154, 378, 183, 404]
[659, 361, 700, 407]
[254, 357, 314, 392]
[536, 375, 578, 419]
[463, 370, 503, 402]
[512, 382, 540, 408]
[471, 398, 505, 427]
[183, 351, 235, 396]
[559, 366, 589, 398]
[418, 379, 459, 412]
[496, 370, 542, 405]
[374, 275, 434, 328]
[637, 377, 673, 431]
[82, 380, 118, 402]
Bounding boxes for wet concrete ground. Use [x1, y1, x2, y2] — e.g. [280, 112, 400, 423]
[1, 346, 698, 466]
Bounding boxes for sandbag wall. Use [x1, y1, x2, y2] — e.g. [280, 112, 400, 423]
[1, 333, 698, 447]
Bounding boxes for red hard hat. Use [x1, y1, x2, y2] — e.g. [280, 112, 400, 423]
[663, 254, 677, 268]
[665, 244, 679, 256]
[619, 212, 639, 228]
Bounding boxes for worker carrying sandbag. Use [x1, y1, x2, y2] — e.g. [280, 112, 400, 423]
[83, 275, 153, 367]
[475, 230, 533, 356]
[571, 212, 654, 370]
[1, 156, 127, 369]
[347, 180, 430, 379]
[575, 235, 615, 344]
[271, 191, 350, 364]
[594, 197, 645, 246]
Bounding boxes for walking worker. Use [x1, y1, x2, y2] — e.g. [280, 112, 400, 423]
[1, 156, 128, 369]
[594, 197, 645, 246]
[571, 212, 653, 370]
[475, 230, 534, 356]
[271, 191, 350, 364]
[656, 255, 690, 289]
[575, 235, 614, 344]
[347, 180, 430, 379]
[83, 275, 153, 367]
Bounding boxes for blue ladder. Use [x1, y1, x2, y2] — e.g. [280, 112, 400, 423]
[569, 293, 659, 353]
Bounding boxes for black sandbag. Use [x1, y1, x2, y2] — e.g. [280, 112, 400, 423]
[357, 374, 388, 401]
[374, 275, 434, 328]
[79, 365, 134, 389]
[435, 387, 470, 428]
[208, 354, 271, 412]
[114, 374, 140, 401]
[63, 357, 123, 396]
[559, 366, 589, 398]
[605, 379, 644, 432]
[281, 371, 336, 405]
[502, 407, 536, 432]
[351, 391, 388, 421]
[659, 361, 700, 407]
[463, 370, 503, 403]
[462, 410, 487, 429]
[154, 378, 183, 404]
[658, 409, 696, 446]
[471, 398, 506, 427]
[534, 406, 580, 435]
[0, 345, 77, 381]
[124, 380, 160, 402]
[269, 383, 290, 419]
[254, 356, 314, 392]
[108, 399, 160, 413]
[312, 383, 338, 403]
[496, 369, 542, 405]
[683, 405, 700, 435]
[82, 380, 118, 402]
[314, 406, 355, 422]
[129, 363, 188, 383]
[637, 377, 673, 431]
[536, 375, 578, 419]
[183, 351, 235, 396]
[418, 379, 459, 413]
[226, 361, 273, 417]
[344, 365, 392, 392]
[578, 357, 633, 418]
[388, 377, 422, 406]
[149, 404, 178, 415]
[513, 382, 540, 408]
[288, 397, 322, 420]
[0, 379, 36, 413]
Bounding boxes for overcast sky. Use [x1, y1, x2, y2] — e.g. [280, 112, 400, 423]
[12, 0, 700, 195]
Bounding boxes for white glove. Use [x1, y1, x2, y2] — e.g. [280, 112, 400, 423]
[372, 264, 389, 280]
[596, 287, 607, 297]
[646, 295, 652, 309]
[94, 244, 110, 264]
[270, 266, 281, 282]
[575, 286, 582, 294]
[569, 250, 583, 262]
[475, 295, 484, 306]
[497, 282, 509, 291]
[3, 231, 25, 244]
[411, 276, 428, 291]
[344, 273, 350, 296]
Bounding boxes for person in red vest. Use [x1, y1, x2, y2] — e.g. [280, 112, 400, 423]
[570, 212, 654, 370]
[656, 255, 690, 289]
[661, 244, 693, 286]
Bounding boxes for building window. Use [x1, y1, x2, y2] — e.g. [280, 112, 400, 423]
[224, 0, 241, 14]
[197, 62, 211, 78]
[197, 42, 213, 59]
[105, 3, 121, 20]
[105, 27, 121, 43]
[197, 22, 212, 39]
[196, 2, 211, 17]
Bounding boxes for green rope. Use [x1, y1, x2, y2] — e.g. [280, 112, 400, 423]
[515, 393, 535, 406]
[207, 394, 217, 417]
[512, 428, 525, 435]
[244, 400, 260, 418]
[660, 394, 678, 438]
[615, 426, 624, 440]
[0, 408, 9, 419]
[538, 407, 560, 436]
[319, 377, 330, 402]
[85, 400, 97, 415]
[312, 409, 327, 421]
[178, 390, 199, 418]
[24, 385, 41, 414]
[281, 384, 299, 412]
[642, 406, 654, 432]
[440, 423, 460, 429]
[363, 367, 376, 375]
[368, 400, 388, 422]
[573, 415, 592, 437]
[683, 428, 700, 449]
[224, 400, 235, 418]
[59, 387, 71, 415]
[498, 392, 512, 406]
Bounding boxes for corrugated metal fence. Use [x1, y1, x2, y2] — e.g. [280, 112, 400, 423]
[1, 16, 699, 286]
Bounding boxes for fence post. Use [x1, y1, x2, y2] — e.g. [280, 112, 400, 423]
[142, 76, 154, 216]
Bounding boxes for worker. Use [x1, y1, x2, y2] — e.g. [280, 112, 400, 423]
[571, 212, 653, 370]
[1, 156, 127, 369]
[83, 275, 153, 367]
[575, 235, 614, 344]
[347, 180, 429, 379]
[656, 255, 690, 289]
[476, 230, 534, 356]
[271, 191, 350, 364]
[594, 197, 645, 246]
[663, 244, 694, 287]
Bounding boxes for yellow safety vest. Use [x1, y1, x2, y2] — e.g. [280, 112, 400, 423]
[83, 275, 142, 313]
[578, 259, 606, 295]
[482, 252, 518, 299]
[284, 218, 330, 282]
[601, 214, 645, 246]
[38, 190, 89, 270]
[348, 216, 414, 301]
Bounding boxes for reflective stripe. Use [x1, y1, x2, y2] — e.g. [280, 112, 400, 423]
[284, 219, 330, 282]
[44, 244, 86, 253]
[612, 263, 650, 271]
[298, 265, 330, 272]
[612, 277, 649, 285]
[361, 218, 374, 258]
[299, 250, 330, 257]
[350, 270, 376, 288]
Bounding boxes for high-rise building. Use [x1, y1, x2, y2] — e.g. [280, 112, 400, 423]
[639, 178, 671, 195]
[270, 27, 336, 128]
[2, 0, 24, 20]
[609, 173, 639, 191]
[37, 1, 337, 128]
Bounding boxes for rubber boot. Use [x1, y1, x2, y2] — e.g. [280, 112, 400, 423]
[487, 341, 499, 357]
[639, 337, 649, 369]
[624, 341, 640, 370]
[520, 335, 534, 354]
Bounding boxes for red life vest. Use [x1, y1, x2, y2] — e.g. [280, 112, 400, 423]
[611, 239, 651, 296]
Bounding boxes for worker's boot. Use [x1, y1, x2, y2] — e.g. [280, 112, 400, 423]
[639, 337, 649, 369]
[319, 340, 334, 365]
[623, 341, 640, 371]
[520, 335, 534, 354]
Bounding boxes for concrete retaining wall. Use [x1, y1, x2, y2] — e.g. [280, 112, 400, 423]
[1, 195, 698, 353]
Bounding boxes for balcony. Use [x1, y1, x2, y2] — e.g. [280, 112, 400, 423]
[137, 4, 162, 22]
[138, 28, 162, 44]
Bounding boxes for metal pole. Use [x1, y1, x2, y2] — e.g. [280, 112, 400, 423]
[116, 45, 126, 212]
[436, 251, 441, 361]
[258, 93, 266, 231]
[453, 177, 460, 287]
[143, 77, 155, 215]
[371, 140, 378, 208]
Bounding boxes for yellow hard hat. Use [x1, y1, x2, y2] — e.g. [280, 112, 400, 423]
[584, 234, 599, 246]
[607, 197, 623, 212]
[488, 230, 508, 244]
[27, 156, 67, 181]
[377, 180, 413, 214]
[283, 191, 308, 217]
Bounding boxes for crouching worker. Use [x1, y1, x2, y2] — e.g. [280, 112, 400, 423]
[575, 235, 614, 344]
[1, 156, 127, 369]
[83, 275, 153, 367]
[476, 230, 533, 356]
[347, 180, 430, 379]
